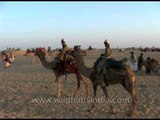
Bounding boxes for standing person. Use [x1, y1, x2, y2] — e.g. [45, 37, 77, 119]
[138, 53, 143, 71]
[145, 57, 152, 75]
[129, 51, 137, 72]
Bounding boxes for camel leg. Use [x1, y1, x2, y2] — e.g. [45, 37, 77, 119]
[128, 88, 136, 116]
[130, 81, 137, 115]
[79, 74, 88, 98]
[88, 84, 98, 113]
[32, 56, 35, 64]
[55, 76, 62, 98]
[81, 79, 88, 98]
[72, 74, 81, 97]
[57, 79, 61, 98]
[100, 85, 114, 114]
[124, 83, 136, 116]
[133, 80, 137, 102]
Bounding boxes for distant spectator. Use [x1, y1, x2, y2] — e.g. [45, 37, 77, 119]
[138, 53, 143, 71]
[129, 52, 137, 72]
[145, 57, 152, 75]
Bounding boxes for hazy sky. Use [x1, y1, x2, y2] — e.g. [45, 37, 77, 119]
[0, 2, 160, 50]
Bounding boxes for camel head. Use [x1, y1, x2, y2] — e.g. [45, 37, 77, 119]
[35, 48, 47, 57]
[72, 47, 83, 59]
[72, 45, 87, 58]
[81, 50, 87, 57]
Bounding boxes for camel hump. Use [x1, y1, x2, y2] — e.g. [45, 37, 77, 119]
[119, 58, 128, 64]
[96, 58, 127, 74]
[64, 50, 75, 61]
[106, 58, 127, 70]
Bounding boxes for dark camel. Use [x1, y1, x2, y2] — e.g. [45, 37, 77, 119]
[72, 49, 137, 116]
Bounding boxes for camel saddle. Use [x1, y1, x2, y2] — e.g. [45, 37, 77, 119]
[56, 58, 78, 74]
[55, 51, 78, 74]
[64, 50, 78, 73]
[96, 57, 128, 75]
[64, 58, 78, 73]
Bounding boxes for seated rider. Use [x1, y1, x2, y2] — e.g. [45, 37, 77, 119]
[93, 39, 112, 86]
[94, 39, 112, 69]
[58, 39, 71, 62]
[94, 39, 127, 71]
[53, 39, 71, 69]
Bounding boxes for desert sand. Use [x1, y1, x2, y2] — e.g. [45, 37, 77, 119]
[0, 49, 159, 118]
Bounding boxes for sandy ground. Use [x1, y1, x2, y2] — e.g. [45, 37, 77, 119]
[0, 49, 159, 118]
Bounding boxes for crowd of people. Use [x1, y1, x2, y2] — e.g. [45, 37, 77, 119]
[129, 50, 154, 75]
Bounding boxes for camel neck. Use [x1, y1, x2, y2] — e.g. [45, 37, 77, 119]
[37, 54, 53, 69]
[77, 56, 94, 78]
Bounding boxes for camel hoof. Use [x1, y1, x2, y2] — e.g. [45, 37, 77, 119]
[87, 109, 92, 113]
[85, 96, 89, 99]
[127, 111, 133, 117]
[110, 106, 115, 114]
[57, 93, 61, 98]
[72, 93, 76, 98]
[87, 108, 94, 113]
[110, 110, 115, 114]
[62, 91, 69, 97]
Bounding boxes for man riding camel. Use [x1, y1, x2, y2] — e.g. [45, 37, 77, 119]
[53, 39, 73, 70]
[58, 39, 71, 62]
[94, 39, 127, 86]
[94, 39, 112, 69]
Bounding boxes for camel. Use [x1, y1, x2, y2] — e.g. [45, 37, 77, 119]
[34, 48, 88, 98]
[143, 58, 160, 75]
[1, 51, 15, 68]
[72, 49, 137, 116]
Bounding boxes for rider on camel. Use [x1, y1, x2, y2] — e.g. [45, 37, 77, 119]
[94, 39, 127, 86]
[53, 39, 71, 69]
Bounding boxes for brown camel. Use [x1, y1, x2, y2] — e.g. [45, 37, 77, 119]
[35, 49, 88, 97]
[72, 49, 137, 116]
[143, 58, 160, 75]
